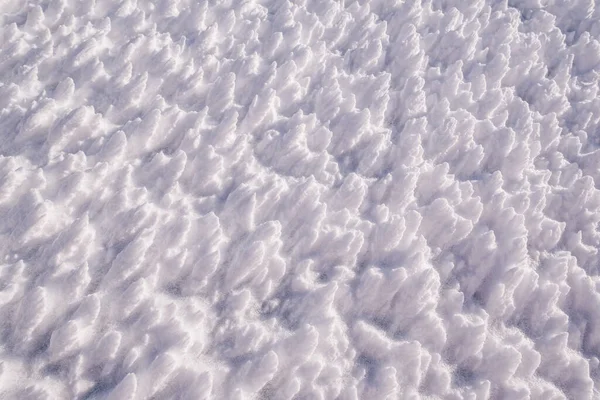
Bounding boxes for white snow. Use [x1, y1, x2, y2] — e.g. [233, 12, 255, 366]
[2, 0, 600, 398]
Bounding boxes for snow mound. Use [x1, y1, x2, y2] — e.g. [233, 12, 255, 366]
[2, 0, 600, 398]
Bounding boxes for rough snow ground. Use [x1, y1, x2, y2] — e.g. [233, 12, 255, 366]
[2, 0, 600, 398]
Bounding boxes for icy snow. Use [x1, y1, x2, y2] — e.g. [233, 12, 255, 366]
[2, 0, 600, 398]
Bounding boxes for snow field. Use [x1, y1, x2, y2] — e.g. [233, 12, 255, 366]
[2, 0, 600, 398]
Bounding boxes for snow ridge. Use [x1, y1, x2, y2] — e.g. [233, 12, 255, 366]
[2, 0, 600, 398]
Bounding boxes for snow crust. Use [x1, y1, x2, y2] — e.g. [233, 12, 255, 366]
[2, 0, 600, 398]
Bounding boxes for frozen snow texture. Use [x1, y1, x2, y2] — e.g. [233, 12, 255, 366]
[2, 0, 600, 398]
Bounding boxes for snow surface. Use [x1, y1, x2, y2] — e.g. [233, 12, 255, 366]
[2, 0, 600, 398]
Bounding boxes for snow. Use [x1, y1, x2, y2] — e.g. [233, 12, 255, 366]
[2, 0, 600, 398]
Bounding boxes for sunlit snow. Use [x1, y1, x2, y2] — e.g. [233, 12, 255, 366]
[1, 0, 600, 398]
